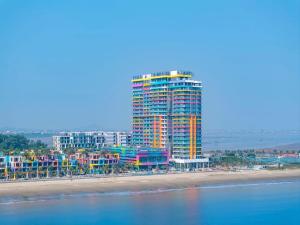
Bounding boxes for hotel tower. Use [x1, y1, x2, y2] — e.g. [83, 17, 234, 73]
[132, 70, 203, 165]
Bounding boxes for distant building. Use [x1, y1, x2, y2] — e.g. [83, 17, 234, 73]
[103, 132, 132, 147]
[132, 70, 203, 167]
[53, 131, 132, 151]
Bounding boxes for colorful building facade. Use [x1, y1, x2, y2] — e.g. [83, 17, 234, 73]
[0, 152, 120, 179]
[132, 70, 202, 163]
[107, 146, 169, 168]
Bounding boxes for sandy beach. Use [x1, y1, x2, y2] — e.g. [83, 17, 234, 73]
[0, 169, 299, 197]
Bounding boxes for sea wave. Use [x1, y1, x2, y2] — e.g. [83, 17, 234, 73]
[1, 179, 299, 205]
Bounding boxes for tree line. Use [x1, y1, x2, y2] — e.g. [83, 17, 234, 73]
[0, 134, 47, 154]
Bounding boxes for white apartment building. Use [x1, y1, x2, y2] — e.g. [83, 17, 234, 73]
[103, 132, 131, 146]
[53, 131, 132, 151]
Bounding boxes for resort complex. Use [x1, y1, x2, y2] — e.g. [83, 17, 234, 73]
[0, 147, 170, 179]
[0, 151, 118, 179]
[0, 70, 211, 179]
[1, 71, 298, 180]
[51, 70, 207, 169]
[4, 70, 299, 180]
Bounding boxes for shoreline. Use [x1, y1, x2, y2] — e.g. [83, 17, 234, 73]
[0, 169, 299, 198]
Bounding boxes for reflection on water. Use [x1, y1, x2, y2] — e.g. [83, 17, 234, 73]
[0, 180, 299, 225]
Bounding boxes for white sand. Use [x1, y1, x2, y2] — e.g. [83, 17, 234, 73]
[0, 169, 299, 197]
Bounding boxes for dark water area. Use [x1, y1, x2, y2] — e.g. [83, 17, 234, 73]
[0, 179, 299, 225]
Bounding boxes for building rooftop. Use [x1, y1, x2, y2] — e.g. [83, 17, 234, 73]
[132, 70, 193, 81]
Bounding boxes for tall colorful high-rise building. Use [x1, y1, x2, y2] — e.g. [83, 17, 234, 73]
[132, 70, 202, 164]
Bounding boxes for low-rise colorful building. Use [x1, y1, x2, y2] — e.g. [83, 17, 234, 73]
[88, 153, 119, 173]
[106, 146, 169, 168]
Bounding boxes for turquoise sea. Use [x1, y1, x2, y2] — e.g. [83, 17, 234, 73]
[0, 179, 299, 225]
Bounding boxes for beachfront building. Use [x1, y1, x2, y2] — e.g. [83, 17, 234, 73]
[53, 131, 132, 151]
[8, 156, 23, 171]
[88, 153, 119, 173]
[107, 146, 169, 169]
[0, 156, 8, 178]
[132, 70, 206, 168]
[0, 152, 122, 179]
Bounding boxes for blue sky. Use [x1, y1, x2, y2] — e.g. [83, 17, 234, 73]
[0, 0, 299, 131]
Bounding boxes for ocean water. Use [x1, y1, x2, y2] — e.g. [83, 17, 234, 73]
[0, 179, 299, 225]
[202, 130, 300, 150]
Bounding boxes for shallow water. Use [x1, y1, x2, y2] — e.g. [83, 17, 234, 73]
[0, 179, 299, 225]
